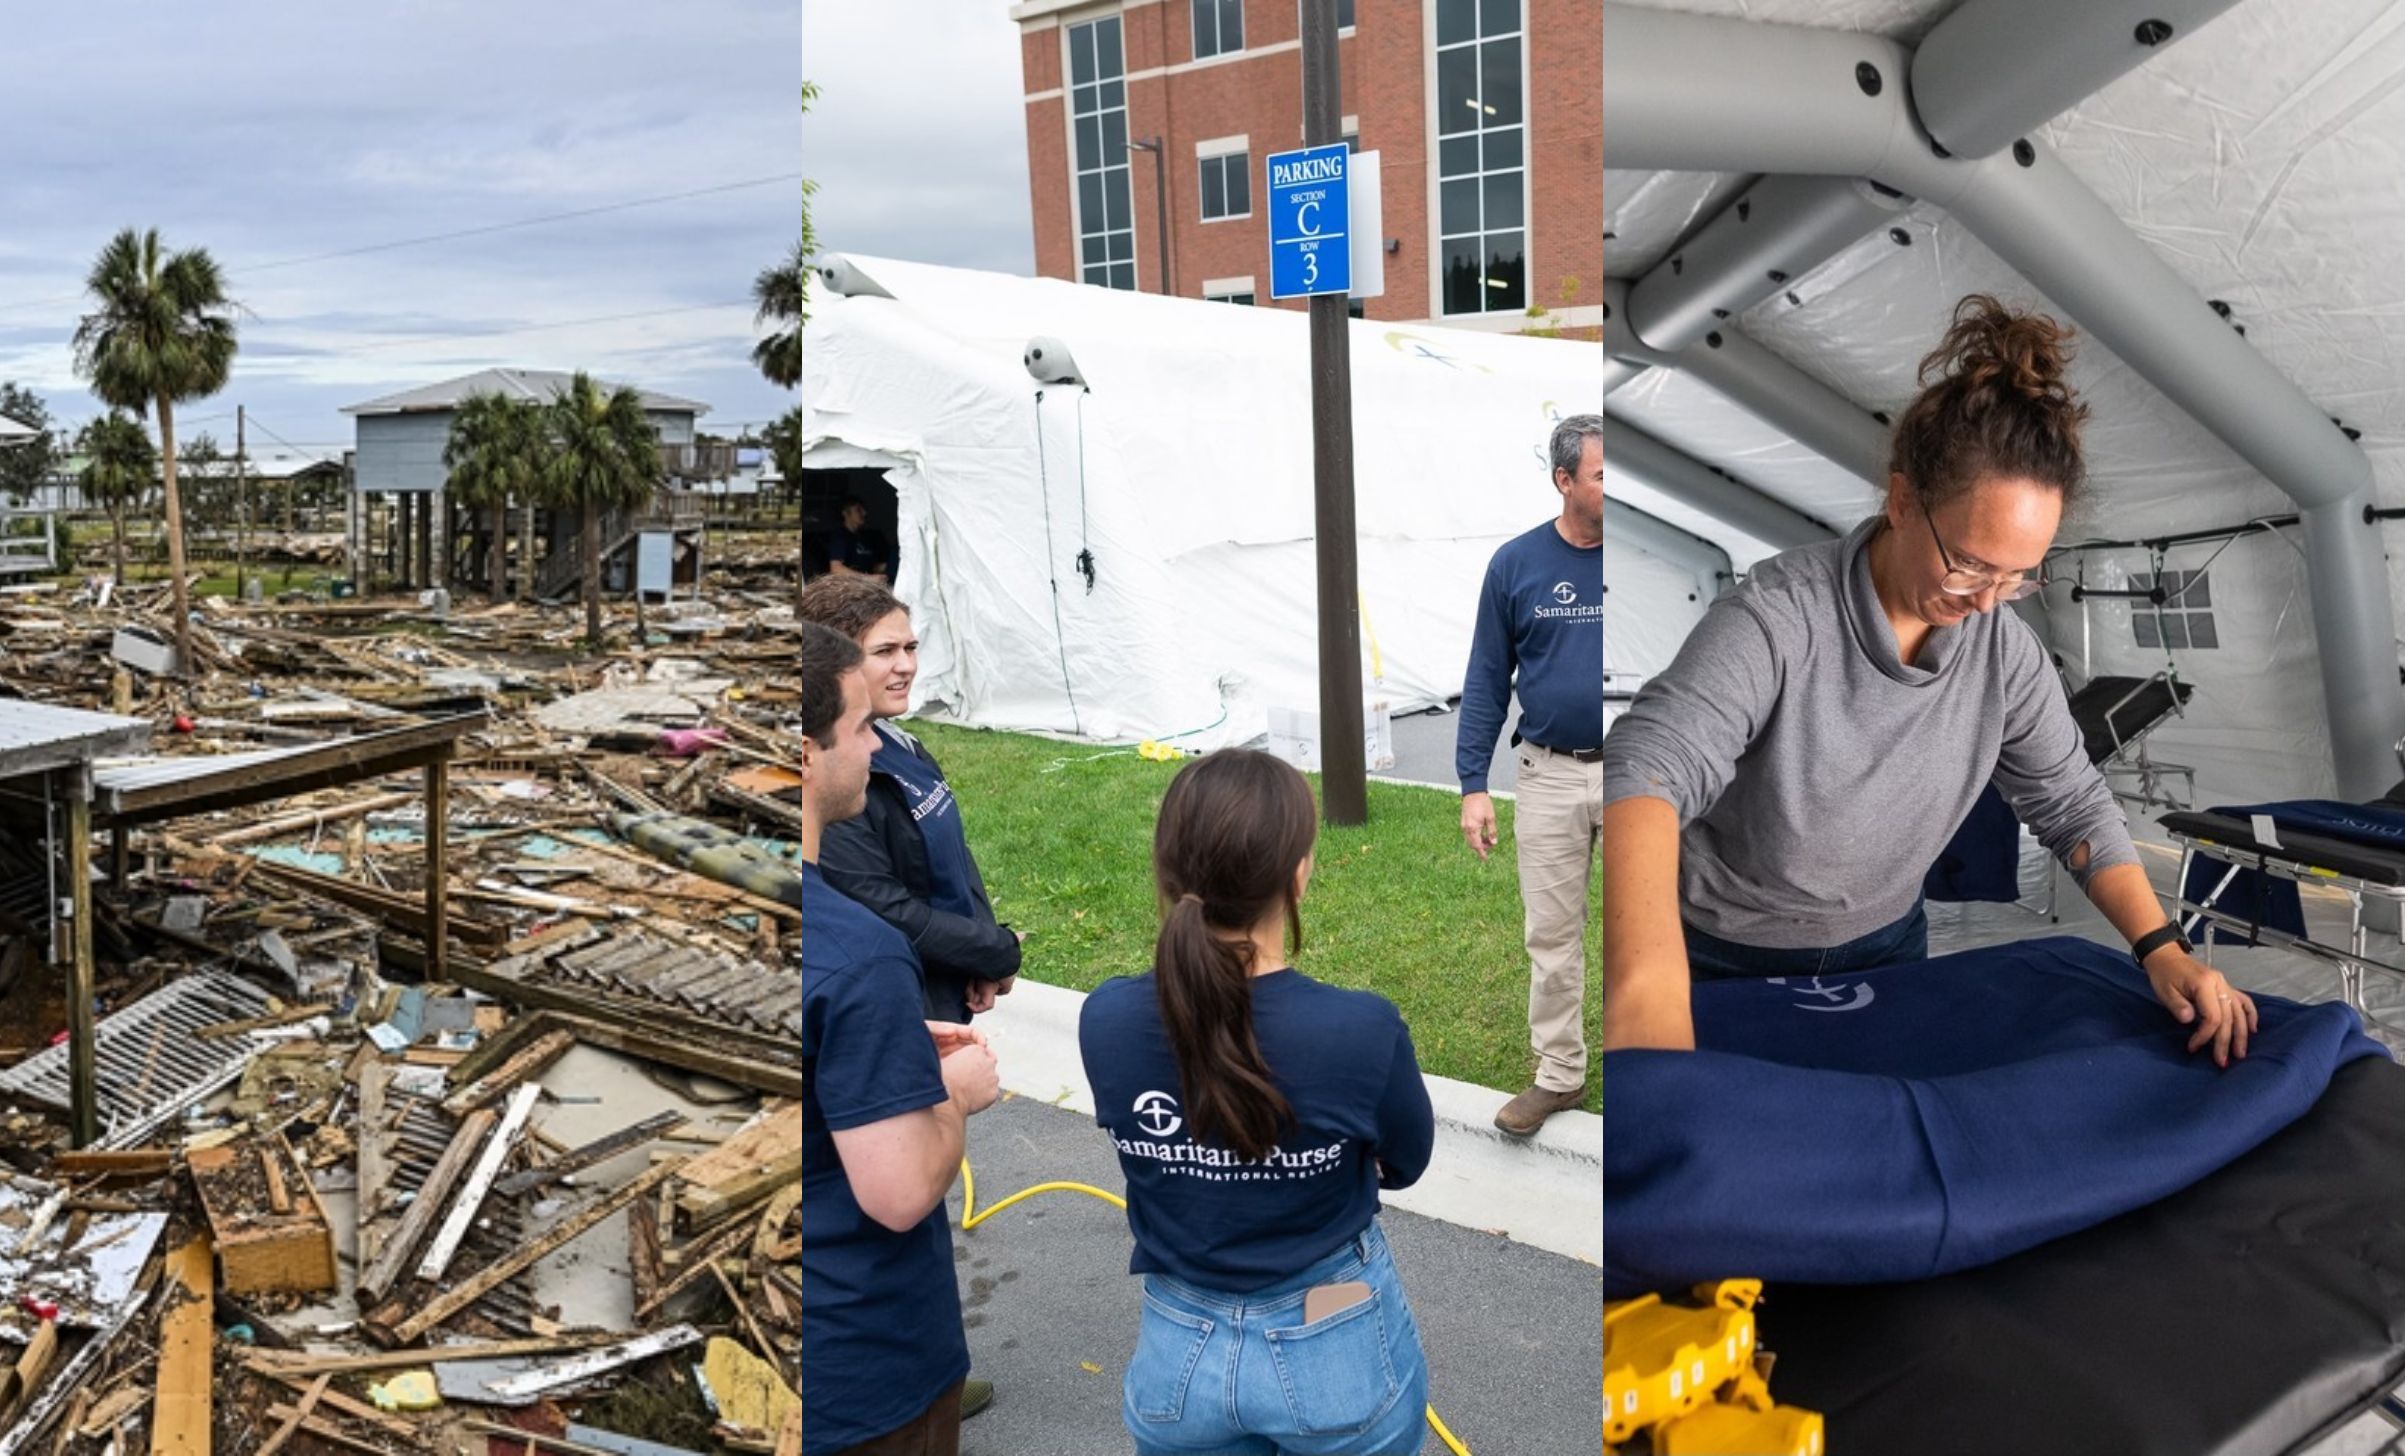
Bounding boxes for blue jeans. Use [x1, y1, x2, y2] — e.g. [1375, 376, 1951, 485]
[1686, 900, 1930, 981]
[1122, 1221, 1429, 1456]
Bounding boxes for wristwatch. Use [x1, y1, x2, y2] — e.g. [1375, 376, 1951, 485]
[2130, 924, 2192, 968]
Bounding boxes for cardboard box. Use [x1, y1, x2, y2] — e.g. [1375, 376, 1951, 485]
[1265, 700, 1396, 775]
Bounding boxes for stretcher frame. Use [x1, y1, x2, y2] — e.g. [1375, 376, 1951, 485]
[2168, 831, 2405, 1019]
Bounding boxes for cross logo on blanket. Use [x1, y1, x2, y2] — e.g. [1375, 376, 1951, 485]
[1766, 977, 1877, 1013]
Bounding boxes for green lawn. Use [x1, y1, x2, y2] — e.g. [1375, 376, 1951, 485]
[910, 721, 1603, 1111]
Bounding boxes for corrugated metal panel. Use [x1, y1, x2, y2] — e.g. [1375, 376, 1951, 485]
[92, 741, 323, 793]
[0, 701, 149, 781]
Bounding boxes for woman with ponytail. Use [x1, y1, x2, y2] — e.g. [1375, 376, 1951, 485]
[1602, 294, 2260, 1067]
[1079, 748, 1435, 1456]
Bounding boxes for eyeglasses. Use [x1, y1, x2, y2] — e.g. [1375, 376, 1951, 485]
[1924, 506, 2046, 602]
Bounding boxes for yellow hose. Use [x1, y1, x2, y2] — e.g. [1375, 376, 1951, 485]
[958, 1158, 1473, 1456]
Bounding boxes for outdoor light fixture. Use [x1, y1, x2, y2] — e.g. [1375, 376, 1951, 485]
[1024, 336, 1086, 386]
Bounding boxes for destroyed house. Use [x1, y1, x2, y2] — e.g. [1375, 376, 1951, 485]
[342, 368, 712, 601]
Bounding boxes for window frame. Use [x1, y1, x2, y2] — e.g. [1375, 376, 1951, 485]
[1197, 149, 1252, 222]
[1064, 13, 1139, 292]
[1193, 0, 1245, 60]
[1427, 0, 1531, 318]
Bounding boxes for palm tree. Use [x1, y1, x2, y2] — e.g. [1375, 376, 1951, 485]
[751, 240, 807, 388]
[443, 392, 545, 600]
[544, 372, 660, 645]
[76, 411, 154, 588]
[72, 229, 238, 674]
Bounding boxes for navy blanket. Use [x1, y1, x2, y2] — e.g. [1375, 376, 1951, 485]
[2217, 798, 2405, 852]
[1605, 936, 2385, 1297]
[1923, 782, 2022, 904]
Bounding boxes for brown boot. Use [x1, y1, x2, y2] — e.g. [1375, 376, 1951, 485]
[1494, 1084, 1584, 1137]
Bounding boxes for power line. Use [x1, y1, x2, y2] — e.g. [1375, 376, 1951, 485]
[235, 173, 804, 274]
[0, 173, 803, 317]
[321, 299, 753, 354]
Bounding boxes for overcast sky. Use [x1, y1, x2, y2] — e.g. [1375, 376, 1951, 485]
[0, 1, 805, 458]
[801, 1, 1035, 277]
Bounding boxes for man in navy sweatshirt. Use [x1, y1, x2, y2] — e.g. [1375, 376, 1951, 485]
[1457, 415, 1604, 1136]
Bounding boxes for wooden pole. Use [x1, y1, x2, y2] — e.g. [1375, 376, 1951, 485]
[425, 752, 450, 982]
[66, 775, 96, 1149]
[1302, 0, 1366, 826]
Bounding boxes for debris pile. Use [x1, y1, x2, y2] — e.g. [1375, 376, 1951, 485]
[0, 577, 806, 1455]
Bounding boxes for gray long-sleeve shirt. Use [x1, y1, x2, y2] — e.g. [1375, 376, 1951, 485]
[1603, 516, 2139, 948]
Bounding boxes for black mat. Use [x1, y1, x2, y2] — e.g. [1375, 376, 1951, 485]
[2068, 674, 2193, 765]
[1749, 1056, 2405, 1456]
[2162, 810, 2405, 887]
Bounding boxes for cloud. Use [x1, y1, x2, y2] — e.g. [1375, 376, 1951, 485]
[0, 0, 800, 450]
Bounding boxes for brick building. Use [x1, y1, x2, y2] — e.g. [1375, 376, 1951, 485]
[1012, 0, 1601, 335]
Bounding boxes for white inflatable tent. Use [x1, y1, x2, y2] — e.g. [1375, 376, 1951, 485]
[1603, 0, 2405, 808]
[800, 253, 1623, 749]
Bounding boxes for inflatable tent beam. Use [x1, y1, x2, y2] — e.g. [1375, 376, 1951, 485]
[1605, 279, 1891, 489]
[1625, 175, 1911, 354]
[1605, 419, 1837, 554]
[1602, 3, 2405, 799]
[1912, 0, 2246, 161]
[1605, 496, 1733, 604]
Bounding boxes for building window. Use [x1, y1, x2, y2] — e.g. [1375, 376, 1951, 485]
[1070, 16, 1136, 290]
[1193, 0, 1244, 59]
[1208, 290, 1257, 305]
[1204, 276, 1257, 304]
[1435, 0, 1525, 315]
[2132, 570, 2218, 650]
[1198, 151, 1251, 221]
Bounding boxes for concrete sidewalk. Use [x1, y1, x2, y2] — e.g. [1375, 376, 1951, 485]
[951, 1092, 1601, 1455]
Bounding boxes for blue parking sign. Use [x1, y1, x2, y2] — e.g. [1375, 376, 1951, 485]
[1267, 144, 1351, 299]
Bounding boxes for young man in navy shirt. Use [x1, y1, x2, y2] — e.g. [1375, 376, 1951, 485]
[801, 621, 1000, 1456]
[1457, 415, 1605, 1137]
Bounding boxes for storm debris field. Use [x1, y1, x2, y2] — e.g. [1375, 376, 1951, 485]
[0, 574, 805, 1455]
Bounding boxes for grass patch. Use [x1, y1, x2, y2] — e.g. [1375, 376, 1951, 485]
[909, 721, 1602, 1111]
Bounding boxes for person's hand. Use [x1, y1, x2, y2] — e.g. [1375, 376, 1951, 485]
[941, 1038, 1001, 1115]
[927, 1021, 989, 1056]
[2143, 947, 2257, 1068]
[1015, 929, 1028, 945]
[1461, 792, 1499, 860]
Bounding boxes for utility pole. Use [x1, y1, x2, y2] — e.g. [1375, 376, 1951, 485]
[235, 405, 247, 601]
[1301, 0, 1365, 825]
[1129, 137, 1172, 295]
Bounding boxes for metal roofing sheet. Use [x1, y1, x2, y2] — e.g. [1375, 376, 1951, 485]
[0, 700, 150, 781]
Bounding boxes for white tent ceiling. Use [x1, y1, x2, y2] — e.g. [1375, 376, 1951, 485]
[1606, 0, 2405, 802]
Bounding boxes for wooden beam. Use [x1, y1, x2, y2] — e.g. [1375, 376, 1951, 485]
[212, 791, 416, 848]
[353, 1105, 496, 1308]
[355, 1057, 392, 1266]
[250, 1372, 329, 1456]
[369, 1157, 686, 1347]
[66, 775, 95, 1149]
[418, 1082, 540, 1282]
[241, 1332, 626, 1378]
[150, 1234, 214, 1456]
[255, 1372, 415, 1439]
[426, 751, 450, 981]
[441, 1028, 575, 1117]
[245, 857, 506, 952]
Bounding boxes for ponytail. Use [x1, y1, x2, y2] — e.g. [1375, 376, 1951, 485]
[1154, 891, 1291, 1161]
[1149, 751, 1317, 1162]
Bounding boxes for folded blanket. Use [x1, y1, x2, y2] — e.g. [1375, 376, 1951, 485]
[1604, 936, 2387, 1297]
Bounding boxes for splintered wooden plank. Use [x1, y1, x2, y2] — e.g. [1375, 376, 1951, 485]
[354, 1105, 496, 1307]
[418, 1082, 542, 1282]
[370, 1157, 687, 1347]
[150, 1235, 214, 1456]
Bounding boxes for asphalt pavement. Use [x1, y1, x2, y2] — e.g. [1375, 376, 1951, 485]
[1379, 701, 1520, 794]
[949, 1092, 1599, 1456]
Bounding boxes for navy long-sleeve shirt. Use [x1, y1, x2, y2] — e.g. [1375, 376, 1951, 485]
[1080, 968, 1434, 1292]
[1456, 520, 1606, 792]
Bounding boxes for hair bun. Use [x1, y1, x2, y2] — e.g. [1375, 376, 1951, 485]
[1919, 293, 2079, 411]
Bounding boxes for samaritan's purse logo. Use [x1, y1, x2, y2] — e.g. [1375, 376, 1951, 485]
[1133, 1090, 1183, 1138]
[1552, 580, 1578, 605]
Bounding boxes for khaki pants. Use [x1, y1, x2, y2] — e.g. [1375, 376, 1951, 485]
[1516, 745, 1604, 1093]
